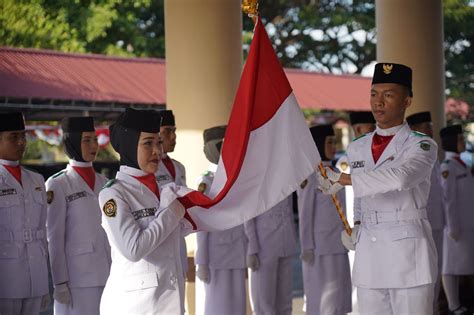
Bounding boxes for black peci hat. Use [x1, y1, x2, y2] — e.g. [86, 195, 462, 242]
[0, 112, 25, 132]
[160, 110, 175, 126]
[61, 117, 95, 133]
[406, 111, 432, 126]
[117, 108, 161, 133]
[372, 62, 413, 97]
[440, 124, 462, 137]
[203, 125, 227, 144]
[349, 111, 375, 125]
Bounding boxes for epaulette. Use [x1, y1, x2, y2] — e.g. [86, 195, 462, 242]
[352, 134, 367, 142]
[202, 171, 211, 176]
[411, 131, 428, 138]
[102, 179, 117, 190]
[51, 170, 66, 179]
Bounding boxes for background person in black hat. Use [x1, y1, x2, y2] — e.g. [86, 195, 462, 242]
[297, 124, 352, 315]
[45, 117, 111, 315]
[439, 125, 474, 315]
[406, 111, 445, 314]
[319, 63, 439, 314]
[98, 108, 189, 315]
[0, 112, 50, 314]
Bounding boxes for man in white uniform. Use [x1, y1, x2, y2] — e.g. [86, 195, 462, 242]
[406, 111, 445, 313]
[46, 117, 111, 315]
[0, 112, 50, 315]
[244, 195, 297, 315]
[439, 124, 473, 315]
[322, 63, 438, 314]
[194, 125, 248, 315]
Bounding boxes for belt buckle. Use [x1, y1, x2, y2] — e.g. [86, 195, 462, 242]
[23, 229, 33, 243]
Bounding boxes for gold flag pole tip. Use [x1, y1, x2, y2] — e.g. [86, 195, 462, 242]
[242, 0, 259, 17]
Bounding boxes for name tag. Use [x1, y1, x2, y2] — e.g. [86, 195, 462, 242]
[132, 207, 157, 220]
[0, 188, 16, 196]
[66, 191, 87, 202]
[351, 161, 365, 169]
[156, 175, 169, 182]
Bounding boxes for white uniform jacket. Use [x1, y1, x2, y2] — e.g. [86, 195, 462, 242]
[45, 163, 111, 288]
[244, 195, 297, 262]
[440, 151, 474, 274]
[195, 171, 247, 269]
[347, 123, 438, 289]
[0, 164, 49, 299]
[297, 168, 348, 256]
[99, 166, 187, 315]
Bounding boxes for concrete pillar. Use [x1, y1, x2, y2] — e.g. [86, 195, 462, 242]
[164, 1, 242, 313]
[375, 0, 445, 146]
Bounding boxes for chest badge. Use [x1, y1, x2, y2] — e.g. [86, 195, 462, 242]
[442, 170, 449, 179]
[103, 199, 117, 217]
[198, 182, 207, 193]
[47, 191, 54, 204]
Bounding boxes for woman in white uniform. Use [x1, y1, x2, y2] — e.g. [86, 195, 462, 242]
[46, 117, 111, 315]
[98, 108, 189, 315]
[297, 124, 351, 315]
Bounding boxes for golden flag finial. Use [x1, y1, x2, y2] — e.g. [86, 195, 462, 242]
[242, 0, 259, 17]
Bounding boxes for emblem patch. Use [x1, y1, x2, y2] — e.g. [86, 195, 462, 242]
[300, 179, 308, 189]
[103, 199, 117, 217]
[351, 161, 365, 169]
[383, 64, 393, 74]
[0, 188, 16, 196]
[442, 171, 449, 179]
[198, 182, 207, 193]
[131, 207, 157, 220]
[47, 191, 54, 204]
[340, 162, 349, 171]
[66, 191, 87, 203]
[420, 141, 431, 151]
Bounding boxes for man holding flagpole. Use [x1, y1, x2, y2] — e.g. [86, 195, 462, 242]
[321, 63, 438, 314]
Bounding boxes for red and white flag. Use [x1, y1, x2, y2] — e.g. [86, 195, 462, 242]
[178, 17, 320, 231]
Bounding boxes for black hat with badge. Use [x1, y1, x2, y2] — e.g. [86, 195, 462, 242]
[0, 112, 25, 132]
[349, 111, 375, 125]
[160, 110, 175, 126]
[61, 117, 95, 162]
[110, 108, 162, 168]
[440, 124, 463, 153]
[406, 111, 432, 125]
[203, 125, 227, 165]
[310, 124, 335, 161]
[372, 62, 413, 97]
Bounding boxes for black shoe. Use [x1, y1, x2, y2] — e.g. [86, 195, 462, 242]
[449, 306, 471, 315]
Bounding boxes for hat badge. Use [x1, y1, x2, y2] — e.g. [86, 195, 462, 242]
[383, 64, 393, 74]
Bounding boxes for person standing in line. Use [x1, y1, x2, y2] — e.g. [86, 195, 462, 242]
[322, 63, 439, 314]
[194, 125, 248, 315]
[439, 125, 474, 315]
[0, 112, 50, 315]
[99, 108, 190, 315]
[244, 194, 297, 314]
[155, 110, 189, 281]
[46, 117, 111, 315]
[406, 111, 445, 314]
[297, 124, 351, 315]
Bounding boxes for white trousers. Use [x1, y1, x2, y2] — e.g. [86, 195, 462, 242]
[0, 297, 41, 315]
[196, 268, 246, 315]
[357, 284, 434, 315]
[54, 286, 103, 315]
[249, 256, 293, 315]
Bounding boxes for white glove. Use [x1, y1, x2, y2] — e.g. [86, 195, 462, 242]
[300, 249, 314, 265]
[160, 185, 185, 219]
[196, 264, 211, 283]
[320, 181, 344, 195]
[341, 225, 359, 251]
[246, 254, 260, 271]
[53, 283, 71, 305]
[40, 293, 50, 311]
[324, 166, 342, 182]
[315, 171, 331, 191]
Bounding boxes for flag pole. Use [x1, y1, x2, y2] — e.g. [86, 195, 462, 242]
[242, 1, 352, 236]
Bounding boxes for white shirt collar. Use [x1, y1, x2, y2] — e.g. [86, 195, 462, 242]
[208, 163, 218, 172]
[69, 159, 93, 167]
[445, 151, 459, 159]
[119, 165, 149, 177]
[0, 159, 20, 166]
[375, 122, 406, 136]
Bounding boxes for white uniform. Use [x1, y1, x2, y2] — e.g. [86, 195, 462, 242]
[244, 196, 297, 315]
[195, 169, 247, 315]
[45, 161, 111, 315]
[0, 162, 49, 314]
[347, 123, 438, 314]
[99, 166, 187, 315]
[156, 156, 188, 276]
[440, 152, 474, 275]
[297, 164, 351, 315]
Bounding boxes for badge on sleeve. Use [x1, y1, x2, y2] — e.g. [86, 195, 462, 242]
[442, 170, 449, 179]
[47, 191, 54, 204]
[300, 179, 308, 189]
[340, 162, 348, 171]
[103, 199, 117, 217]
[420, 141, 431, 151]
[198, 182, 207, 193]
